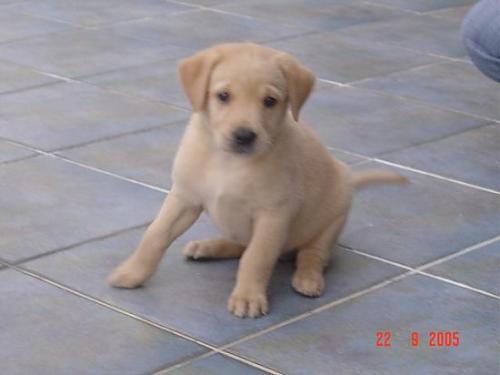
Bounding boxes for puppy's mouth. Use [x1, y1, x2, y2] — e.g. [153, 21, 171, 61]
[230, 143, 255, 155]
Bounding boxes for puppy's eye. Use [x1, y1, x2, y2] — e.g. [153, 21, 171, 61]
[263, 96, 277, 108]
[217, 91, 230, 103]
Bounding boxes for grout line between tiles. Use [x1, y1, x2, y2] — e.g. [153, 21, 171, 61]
[373, 121, 496, 158]
[86, 8, 202, 30]
[0, 0, 31, 8]
[14, 68, 191, 112]
[0, 26, 81, 47]
[373, 158, 500, 195]
[213, 352, 283, 374]
[340, 235, 500, 299]
[166, 0, 313, 42]
[0, 56, 190, 112]
[195, 0, 469, 66]
[0, 57, 186, 110]
[2, 208, 496, 371]
[13, 222, 150, 266]
[4, 6, 91, 29]
[4, 254, 405, 374]
[199, 6, 260, 21]
[346, 60, 451, 86]
[3, 5, 201, 33]
[0, 260, 217, 352]
[49, 153, 171, 193]
[350, 249, 500, 300]
[216, 235, 500, 352]
[78, 79, 192, 112]
[143, 348, 222, 375]
[421, 52, 468, 63]
[74, 58, 177, 81]
[1, 137, 170, 193]
[32, 71, 79, 83]
[152, 351, 217, 375]
[350, 159, 372, 167]
[260, 30, 321, 45]
[326, 146, 368, 160]
[325, 145, 500, 195]
[386, 43, 469, 63]
[339, 245, 414, 271]
[0, 260, 282, 375]
[416, 271, 499, 299]
[155, 342, 289, 374]
[166, 0, 255, 20]
[0, 153, 39, 166]
[318, 78, 350, 87]
[326, 22, 469, 64]
[361, 0, 422, 15]
[218, 272, 413, 352]
[52, 120, 186, 153]
[338, 80, 500, 125]
[16, 225, 488, 373]
[413, 235, 500, 271]
[1, 70, 497, 197]
[3, 122, 498, 207]
[0, 79, 67, 97]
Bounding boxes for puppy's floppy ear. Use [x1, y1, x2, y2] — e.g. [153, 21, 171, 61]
[276, 53, 315, 121]
[178, 48, 220, 112]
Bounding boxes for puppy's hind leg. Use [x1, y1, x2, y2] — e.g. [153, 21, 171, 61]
[183, 238, 245, 260]
[292, 215, 347, 297]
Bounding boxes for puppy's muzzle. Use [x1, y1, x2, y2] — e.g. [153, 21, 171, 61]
[232, 127, 257, 154]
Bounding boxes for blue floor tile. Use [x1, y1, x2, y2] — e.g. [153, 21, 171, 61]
[0, 59, 60, 94]
[0, 268, 206, 375]
[59, 124, 186, 189]
[356, 61, 500, 121]
[382, 124, 500, 191]
[301, 85, 487, 156]
[267, 31, 439, 83]
[216, 0, 407, 32]
[0, 81, 187, 151]
[0, 28, 191, 78]
[0, 140, 34, 163]
[6, 0, 192, 27]
[342, 162, 500, 267]
[426, 240, 500, 296]
[367, 0, 476, 12]
[335, 13, 466, 58]
[109, 9, 307, 50]
[0, 8, 72, 43]
[163, 354, 271, 374]
[0, 156, 164, 262]
[230, 274, 499, 375]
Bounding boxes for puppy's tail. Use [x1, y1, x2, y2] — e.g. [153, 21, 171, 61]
[352, 170, 408, 189]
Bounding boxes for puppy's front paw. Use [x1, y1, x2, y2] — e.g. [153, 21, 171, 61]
[228, 289, 269, 318]
[107, 261, 152, 289]
[292, 271, 325, 297]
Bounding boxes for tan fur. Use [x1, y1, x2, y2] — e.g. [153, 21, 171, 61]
[108, 43, 407, 318]
[353, 170, 408, 189]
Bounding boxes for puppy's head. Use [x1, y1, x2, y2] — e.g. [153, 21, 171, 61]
[178, 43, 314, 156]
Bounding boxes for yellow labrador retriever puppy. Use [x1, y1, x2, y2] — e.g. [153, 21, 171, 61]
[108, 43, 406, 318]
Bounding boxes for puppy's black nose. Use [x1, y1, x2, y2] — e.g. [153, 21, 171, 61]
[233, 128, 257, 146]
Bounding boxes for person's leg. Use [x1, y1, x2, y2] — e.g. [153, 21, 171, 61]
[461, 0, 500, 82]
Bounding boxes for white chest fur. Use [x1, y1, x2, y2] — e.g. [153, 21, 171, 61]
[201, 155, 257, 245]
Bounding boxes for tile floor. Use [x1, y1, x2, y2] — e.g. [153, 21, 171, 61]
[0, 1, 498, 374]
